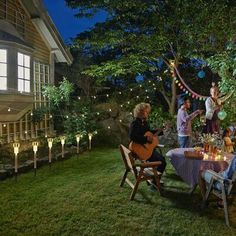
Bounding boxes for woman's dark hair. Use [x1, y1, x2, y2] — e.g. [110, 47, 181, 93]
[222, 128, 230, 138]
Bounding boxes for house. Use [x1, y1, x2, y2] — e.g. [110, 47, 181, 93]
[0, 0, 73, 143]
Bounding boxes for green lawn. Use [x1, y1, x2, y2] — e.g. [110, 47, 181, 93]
[0, 148, 235, 235]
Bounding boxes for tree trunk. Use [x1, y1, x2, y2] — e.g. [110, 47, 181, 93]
[169, 78, 176, 115]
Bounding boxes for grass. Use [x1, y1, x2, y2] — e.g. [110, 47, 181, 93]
[0, 148, 235, 235]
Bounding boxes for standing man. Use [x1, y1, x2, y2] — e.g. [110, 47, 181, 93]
[177, 97, 203, 148]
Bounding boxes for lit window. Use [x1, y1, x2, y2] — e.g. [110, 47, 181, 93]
[0, 49, 7, 90]
[17, 52, 30, 92]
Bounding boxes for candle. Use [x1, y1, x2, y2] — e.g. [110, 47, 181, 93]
[203, 153, 209, 160]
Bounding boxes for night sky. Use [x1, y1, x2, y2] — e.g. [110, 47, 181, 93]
[43, 0, 107, 42]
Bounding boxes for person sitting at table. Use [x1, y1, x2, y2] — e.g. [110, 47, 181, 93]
[222, 128, 235, 153]
[177, 97, 203, 148]
[199, 155, 236, 202]
[129, 103, 166, 180]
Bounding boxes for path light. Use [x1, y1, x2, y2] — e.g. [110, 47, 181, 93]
[88, 133, 93, 150]
[32, 141, 39, 176]
[47, 138, 53, 167]
[13, 142, 20, 181]
[76, 134, 82, 154]
[60, 136, 66, 158]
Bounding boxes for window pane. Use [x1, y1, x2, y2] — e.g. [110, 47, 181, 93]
[0, 49, 7, 63]
[18, 66, 24, 78]
[18, 79, 24, 92]
[0, 77, 7, 90]
[18, 53, 23, 66]
[25, 81, 30, 92]
[0, 63, 7, 76]
[24, 55, 30, 67]
[25, 68, 30, 80]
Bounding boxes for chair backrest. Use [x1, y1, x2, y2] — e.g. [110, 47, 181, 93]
[119, 144, 136, 174]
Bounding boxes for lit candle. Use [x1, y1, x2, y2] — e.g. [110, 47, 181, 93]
[203, 153, 208, 160]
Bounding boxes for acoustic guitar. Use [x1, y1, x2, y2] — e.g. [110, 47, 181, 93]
[129, 131, 159, 161]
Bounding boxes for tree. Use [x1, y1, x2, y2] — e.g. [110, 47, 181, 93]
[66, 0, 236, 114]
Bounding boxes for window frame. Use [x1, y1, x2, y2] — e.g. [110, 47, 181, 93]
[17, 52, 31, 93]
[0, 48, 7, 90]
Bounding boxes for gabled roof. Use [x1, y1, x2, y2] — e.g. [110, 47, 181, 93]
[20, 0, 73, 64]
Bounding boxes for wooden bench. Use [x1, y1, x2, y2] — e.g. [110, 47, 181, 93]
[119, 144, 162, 200]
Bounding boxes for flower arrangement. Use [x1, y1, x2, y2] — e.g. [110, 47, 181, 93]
[198, 133, 223, 152]
[199, 133, 218, 145]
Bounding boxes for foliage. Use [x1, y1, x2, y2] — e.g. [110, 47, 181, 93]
[43, 78, 100, 143]
[66, 0, 236, 115]
[148, 106, 175, 130]
[63, 106, 99, 144]
[43, 78, 74, 106]
[32, 107, 48, 123]
[207, 42, 236, 94]
[0, 149, 235, 235]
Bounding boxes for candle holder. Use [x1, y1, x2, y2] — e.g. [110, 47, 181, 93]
[32, 141, 39, 176]
[76, 134, 82, 154]
[47, 138, 53, 168]
[60, 136, 66, 158]
[13, 142, 20, 181]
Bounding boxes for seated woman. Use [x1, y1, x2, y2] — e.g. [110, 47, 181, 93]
[129, 103, 166, 178]
[222, 128, 235, 153]
[199, 156, 236, 199]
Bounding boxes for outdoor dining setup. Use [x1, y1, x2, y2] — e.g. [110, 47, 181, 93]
[166, 133, 236, 226]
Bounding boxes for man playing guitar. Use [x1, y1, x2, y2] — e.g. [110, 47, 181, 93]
[129, 103, 166, 177]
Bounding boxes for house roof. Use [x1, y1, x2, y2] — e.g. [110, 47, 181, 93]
[20, 0, 73, 65]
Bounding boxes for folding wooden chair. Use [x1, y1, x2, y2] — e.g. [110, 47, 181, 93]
[202, 170, 236, 227]
[119, 144, 162, 200]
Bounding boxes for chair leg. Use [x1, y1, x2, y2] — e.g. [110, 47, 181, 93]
[130, 170, 143, 200]
[222, 188, 230, 227]
[120, 170, 129, 187]
[152, 168, 161, 193]
[204, 179, 214, 205]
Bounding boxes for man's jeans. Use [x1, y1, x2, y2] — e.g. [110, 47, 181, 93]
[178, 136, 191, 148]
